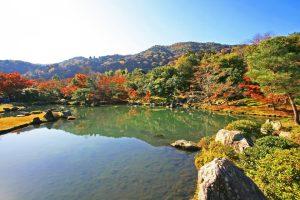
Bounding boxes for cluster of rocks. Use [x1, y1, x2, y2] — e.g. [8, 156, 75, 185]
[31, 109, 75, 125]
[261, 119, 291, 139]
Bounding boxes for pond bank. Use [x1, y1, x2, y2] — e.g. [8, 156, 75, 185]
[0, 107, 74, 134]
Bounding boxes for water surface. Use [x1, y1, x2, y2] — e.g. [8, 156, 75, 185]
[0, 106, 251, 200]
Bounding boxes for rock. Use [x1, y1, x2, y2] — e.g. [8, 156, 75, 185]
[52, 111, 63, 118]
[31, 110, 42, 114]
[32, 117, 42, 124]
[17, 106, 26, 111]
[58, 99, 67, 104]
[171, 140, 200, 151]
[3, 107, 11, 112]
[62, 110, 72, 118]
[58, 106, 66, 111]
[21, 112, 31, 116]
[11, 106, 19, 111]
[261, 120, 282, 135]
[16, 114, 25, 117]
[279, 131, 291, 139]
[67, 116, 76, 120]
[215, 129, 252, 153]
[43, 110, 56, 122]
[197, 158, 266, 200]
[270, 120, 282, 131]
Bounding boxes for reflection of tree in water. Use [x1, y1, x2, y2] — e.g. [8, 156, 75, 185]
[56, 106, 249, 146]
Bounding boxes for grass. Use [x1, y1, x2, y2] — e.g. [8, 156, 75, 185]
[0, 113, 46, 133]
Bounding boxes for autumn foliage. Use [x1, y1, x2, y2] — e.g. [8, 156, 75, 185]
[0, 72, 34, 99]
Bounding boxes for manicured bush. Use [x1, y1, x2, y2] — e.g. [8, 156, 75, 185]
[291, 126, 300, 145]
[239, 136, 297, 166]
[238, 135, 299, 199]
[245, 149, 300, 200]
[194, 141, 238, 169]
[226, 119, 260, 139]
[255, 136, 297, 149]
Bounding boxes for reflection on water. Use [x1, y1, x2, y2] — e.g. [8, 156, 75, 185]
[53, 106, 243, 145]
[0, 106, 256, 200]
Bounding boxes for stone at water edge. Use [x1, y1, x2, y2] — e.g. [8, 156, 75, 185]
[62, 110, 72, 118]
[170, 139, 200, 151]
[32, 117, 42, 125]
[215, 129, 252, 153]
[67, 116, 76, 120]
[43, 110, 57, 122]
[197, 158, 266, 200]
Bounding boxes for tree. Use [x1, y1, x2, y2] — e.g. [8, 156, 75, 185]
[0, 72, 34, 100]
[246, 34, 300, 124]
[192, 52, 246, 103]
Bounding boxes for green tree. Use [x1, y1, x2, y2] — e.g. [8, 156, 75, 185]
[246, 34, 300, 124]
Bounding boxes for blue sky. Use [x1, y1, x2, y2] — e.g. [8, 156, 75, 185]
[0, 0, 299, 63]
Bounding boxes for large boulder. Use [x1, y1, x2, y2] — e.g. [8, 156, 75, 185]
[197, 158, 266, 200]
[62, 110, 72, 118]
[171, 139, 200, 151]
[215, 129, 252, 153]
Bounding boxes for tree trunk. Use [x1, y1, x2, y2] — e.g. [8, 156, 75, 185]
[288, 94, 299, 125]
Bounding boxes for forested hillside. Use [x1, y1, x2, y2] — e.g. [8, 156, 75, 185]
[0, 42, 230, 79]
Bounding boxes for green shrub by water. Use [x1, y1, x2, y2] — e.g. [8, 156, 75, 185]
[238, 136, 299, 199]
[225, 119, 260, 139]
[241, 148, 300, 199]
[194, 140, 238, 169]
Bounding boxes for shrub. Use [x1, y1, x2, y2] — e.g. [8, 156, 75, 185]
[226, 119, 260, 139]
[149, 96, 168, 104]
[238, 136, 299, 199]
[246, 149, 300, 200]
[291, 126, 300, 145]
[194, 141, 238, 169]
[239, 136, 297, 168]
[197, 136, 214, 149]
[255, 136, 297, 149]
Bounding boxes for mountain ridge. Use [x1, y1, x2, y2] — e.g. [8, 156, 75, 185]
[0, 42, 231, 79]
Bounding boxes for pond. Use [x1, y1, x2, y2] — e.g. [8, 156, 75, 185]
[0, 106, 254, 200]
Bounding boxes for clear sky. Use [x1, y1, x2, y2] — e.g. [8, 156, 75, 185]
[0, 0, 299, 64]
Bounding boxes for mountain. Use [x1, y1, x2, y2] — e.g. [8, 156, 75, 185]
[0, 42, 231, 79]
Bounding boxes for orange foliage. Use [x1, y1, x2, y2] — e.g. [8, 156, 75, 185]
[0, 72, 34, 98]
[128, 89, 138, 100]
[74, 73, 88, 88]
[239, 76, 264, 100]
[98, 74, 126, 92]
[144, 91, 151, 102]
[60, 85, 78, 97]
[36, 80, 60, 92]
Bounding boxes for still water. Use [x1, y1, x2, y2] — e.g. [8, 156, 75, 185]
[0, 106, 248, 200]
